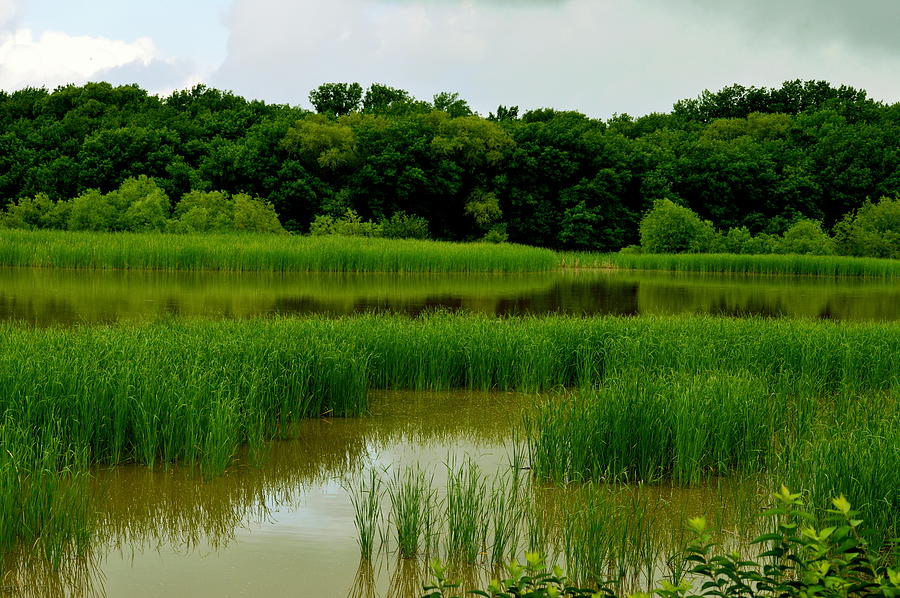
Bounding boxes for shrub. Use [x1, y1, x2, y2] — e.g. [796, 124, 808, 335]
[779, 219, 836, 255]
[309, 209, 381, 237]
[639, 199, 718, 253]
[482, 223, 509, 243]
[834, 197, 900, 259]
[0, 193, 55, 230]
[232, 194, 285, 233]
[379, 211, 430, 240]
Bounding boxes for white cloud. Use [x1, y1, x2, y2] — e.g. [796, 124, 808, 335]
[0, 0, 23, 31]
[211, 0, 900, 117]
[0, 28, 157, 90]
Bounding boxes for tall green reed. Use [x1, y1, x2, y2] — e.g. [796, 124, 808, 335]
[348, 468, 383, 560]
[0, 230, 559, 273]
[386, 466, 437, 559]
[607, 252, 900, 279]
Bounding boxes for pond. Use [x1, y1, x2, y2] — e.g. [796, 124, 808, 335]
[1, 267, 898, 325]
[3, 390, 761, 598]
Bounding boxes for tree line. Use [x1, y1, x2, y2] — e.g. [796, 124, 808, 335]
[0, 79, 897, 251]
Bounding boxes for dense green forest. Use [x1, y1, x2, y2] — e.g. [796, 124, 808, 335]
[1, 79, 898, 251]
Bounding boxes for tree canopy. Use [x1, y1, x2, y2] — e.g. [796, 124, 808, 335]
[1, 79, 898, 251]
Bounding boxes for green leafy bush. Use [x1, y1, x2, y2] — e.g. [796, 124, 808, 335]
[639, 199, 718, 254]
[379, 211, 431, 239]
[834, 197, 900, 259]
[779, 219, 836, 255]
[309, 208, 382, 237]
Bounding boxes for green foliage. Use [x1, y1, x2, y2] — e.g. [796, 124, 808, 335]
[281, 114, 358, 170]
[380, 211, 431, 240]
[168, 190, 286, 233]
[309, 208, 382, 237]
[308, 82, 363, 116]
[834, 197, 900, 259]
[423, 552, 599, 598]
[232, 193, 284, 233]
[425, 490, 900, 598]
[432, 92, 473, 118]
[0, 80, 897, 250]
[779, 219, 836, 255]
[639, 199, 718, 253]
[0, 193, 55, 230]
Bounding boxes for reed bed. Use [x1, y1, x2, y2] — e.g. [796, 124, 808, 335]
[526, 374, 899, 550]
[0, 230, 559, 273]
[1, 313, 897, 563]
[608, 252, 900, 278]
[527, 372, 777, 485]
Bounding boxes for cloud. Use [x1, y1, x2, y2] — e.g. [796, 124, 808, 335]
[0, 0, 24, 31]
[0, 28, 205, 94]
[211, 0, 900, 117]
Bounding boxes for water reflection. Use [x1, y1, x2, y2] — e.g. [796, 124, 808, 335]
[1, 268, 897, 326]
[1, 390, 768, 598]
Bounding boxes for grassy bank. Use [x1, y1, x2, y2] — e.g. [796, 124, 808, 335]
[0, 230, 559, 273]
[602, 252, 900, 278]
[2, 230, 897, 277]
[1, 313, 898, 561]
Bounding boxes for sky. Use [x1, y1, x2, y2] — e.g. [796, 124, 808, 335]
[0, 0, 898, 118]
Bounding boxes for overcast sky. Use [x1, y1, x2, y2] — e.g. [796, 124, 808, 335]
[1, 0, 897, 118]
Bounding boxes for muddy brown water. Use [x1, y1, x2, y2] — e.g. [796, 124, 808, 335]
[1, 267, 898, 325]
[3, 391, 763, 598]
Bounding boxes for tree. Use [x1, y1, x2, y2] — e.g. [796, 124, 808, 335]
[432, 92, 472, 118]
[778, 219, 835, 255]
[833, 197, 900, 258]
[308, 82, 363, 116]
[639, 199, 718, 253]
[362, 83, 414, 114]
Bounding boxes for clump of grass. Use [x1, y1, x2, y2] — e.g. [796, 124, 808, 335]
[0, 230, 559, 273]
[348, 468, 383, 560]
[528, 371, 778, 485]
[386, 466, 437, 559]
[445, 459, 488, 564]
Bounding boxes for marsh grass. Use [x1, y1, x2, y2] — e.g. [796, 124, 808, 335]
[0, 230, 559, 273]
[527, 371, 775, 485]
[2, 313, 898, 564]
[607, 252, 900, 278]
[445, 459, 488, 565]
[348, 468, 383, 560]
[386, 466, 437, 559]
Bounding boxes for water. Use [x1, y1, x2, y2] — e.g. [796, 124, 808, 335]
[2, 390, 763, 598]
[2, 265, 878, 596]
[1, 267, 898, 325]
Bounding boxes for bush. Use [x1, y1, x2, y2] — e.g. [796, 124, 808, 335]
[779, 219, 836, 255]
[834, 197, 900, 259]
[309, 209, 381, 237]
[482, 223, 509, 243]
[639, 199, 718, 253]
[0, 193, 55, 230]
[379, 211, 430, 239]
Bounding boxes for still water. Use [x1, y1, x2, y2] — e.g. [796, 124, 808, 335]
[3, 391, 759, 598]
[1, 267, 898, 325]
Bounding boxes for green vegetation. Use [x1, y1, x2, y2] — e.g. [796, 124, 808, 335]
[608, 252, 900, 278]
[425, 490, 900, 597]
[0, 229, 559, 273]
[2, 80, 898, 251]
[3, 313, 897, 565]
[632, 196, 899, 259]
[0, 177, 285, 234]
